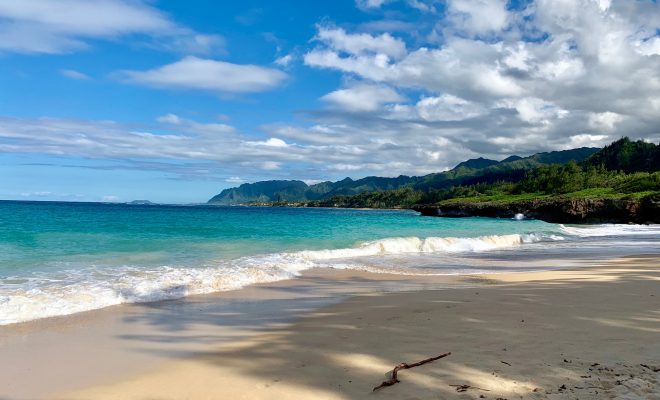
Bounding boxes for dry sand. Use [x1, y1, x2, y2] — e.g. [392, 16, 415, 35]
[54, 256, 660, 400]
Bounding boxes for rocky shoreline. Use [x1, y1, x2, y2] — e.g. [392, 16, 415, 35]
[412, 197, 660, 224]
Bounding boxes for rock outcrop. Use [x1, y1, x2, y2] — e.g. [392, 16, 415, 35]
[412, 197, 659, 224]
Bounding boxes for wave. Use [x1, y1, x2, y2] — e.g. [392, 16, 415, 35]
[0, 232, 558, 325]
[559, 224, 660, 237]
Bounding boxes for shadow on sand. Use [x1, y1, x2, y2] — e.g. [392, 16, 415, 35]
[114, 257, 660, 399]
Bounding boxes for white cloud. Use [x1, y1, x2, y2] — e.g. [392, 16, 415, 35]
[225, 176, 245, 184]
[497, 97, 568, 125]
[415, 94, 486, 121]
[20, 191, 53, 197]
[274, 54, 294, 66]
[119, 56, 287, 94]
[60, 69, 91, 80]
[0, 0, 223, 54]
[2, 0, 660, 183]
[633, 36, 660, 56]
[588, 111, 624, 132]
[249, 138, 289, 147]
[254, 161, 281, 170]
[564, 134, 610, 149]
[313, 26, 407, 59]
[101, 195, 120, 202]
[407, 0, 436, 13]
[355, 0, 392, 10]
[161, 33, 226, 56]
[321, 84, 404, 112]
[156, 114, 182, 125]
[446, 0, 509, 37]
[301, 0, 660, 162]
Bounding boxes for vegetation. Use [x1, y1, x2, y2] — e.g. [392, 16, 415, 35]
[208, 147, 598, 205]
[584, 137, 659, 173]
[303, 138, 659, 209]
[209, 138, 658, 211]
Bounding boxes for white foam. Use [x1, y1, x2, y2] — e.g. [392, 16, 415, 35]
[560, 224, 660, 237]
[0, 232, 559, 325]
[295, 233, 544, 262]
[0, 265, 293, 325]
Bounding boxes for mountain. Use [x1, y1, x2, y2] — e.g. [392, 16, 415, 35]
[208, 147, 599, 204]
[208, 180, 308, 205]
[583, 137, 660, 173]
[453, 157, 499, 170]
[413, 147, 599, 191]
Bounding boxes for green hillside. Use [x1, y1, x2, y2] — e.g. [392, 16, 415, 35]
[208, 147, 599, 204]
[308, 138, 659, 210]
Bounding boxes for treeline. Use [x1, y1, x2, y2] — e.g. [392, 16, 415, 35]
[303, 138, 659, 208]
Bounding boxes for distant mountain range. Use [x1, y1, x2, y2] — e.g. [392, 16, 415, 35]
[208, 147, 599, 205]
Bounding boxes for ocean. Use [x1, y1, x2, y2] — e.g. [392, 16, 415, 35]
[1, 200, 658, 325]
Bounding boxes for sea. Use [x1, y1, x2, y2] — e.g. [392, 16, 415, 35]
[1, 200, 658, 325]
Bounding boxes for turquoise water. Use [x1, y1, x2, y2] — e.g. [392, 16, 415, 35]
[0, 200, 658, 325]
[0, 201, 558, 276]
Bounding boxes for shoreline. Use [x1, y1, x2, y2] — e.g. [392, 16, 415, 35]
[63, 255, 660, 400]
[1, 254, 658, 399]
[0, 268, 468, 400]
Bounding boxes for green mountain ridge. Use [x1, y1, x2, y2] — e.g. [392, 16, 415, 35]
[208, 147, 599, 205]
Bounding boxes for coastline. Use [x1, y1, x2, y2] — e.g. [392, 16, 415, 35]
[2, 254, 658, 399]
[412, 197, 660, 224]
[0, 269, 467, 400]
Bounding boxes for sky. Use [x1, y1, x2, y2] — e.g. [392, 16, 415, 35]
[1, 0, 659, 203]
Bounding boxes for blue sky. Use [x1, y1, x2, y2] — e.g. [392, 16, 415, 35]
[1, 0, 659, 203]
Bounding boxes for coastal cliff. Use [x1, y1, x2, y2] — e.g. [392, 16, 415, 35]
[412, 197, 660, 224]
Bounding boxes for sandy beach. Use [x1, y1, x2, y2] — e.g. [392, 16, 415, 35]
[6, 255, 646, 399]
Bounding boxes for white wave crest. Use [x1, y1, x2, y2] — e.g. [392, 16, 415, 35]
[295, 233, 546, 262]
[0, 265, 293, 325]
[0, 232, 556, 325]
[560, 224, 660, 237]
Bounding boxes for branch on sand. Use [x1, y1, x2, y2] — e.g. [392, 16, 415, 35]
[372, 352, 451, 392]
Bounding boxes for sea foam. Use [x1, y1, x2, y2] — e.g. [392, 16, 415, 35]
[560, 224, 660, 237]
[0, 232, 556, 325]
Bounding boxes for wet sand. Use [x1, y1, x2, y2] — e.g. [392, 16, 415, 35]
[1, 256, 659, 399]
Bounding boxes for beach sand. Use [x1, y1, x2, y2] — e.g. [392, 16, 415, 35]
[1, 256, 658, 399]
[46, 255, 660, 400]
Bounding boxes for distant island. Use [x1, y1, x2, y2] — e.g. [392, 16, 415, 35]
[127, 200, 156, 205]
[209, 138, 659, 224]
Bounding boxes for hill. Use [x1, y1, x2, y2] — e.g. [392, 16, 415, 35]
[410, 138, 660, 223]
[208, 147, 599, 204]
[583, 137, 660, 173]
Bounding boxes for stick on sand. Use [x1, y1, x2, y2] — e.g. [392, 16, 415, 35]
[372, 352, 451, 391]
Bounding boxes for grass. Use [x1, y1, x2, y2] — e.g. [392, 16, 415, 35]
[438, 192, 549, 206]
[437, 189, 659, 206]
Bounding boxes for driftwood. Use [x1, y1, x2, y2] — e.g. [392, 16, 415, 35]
[449, 384, 491, 392]
[372, 352, 451, 391]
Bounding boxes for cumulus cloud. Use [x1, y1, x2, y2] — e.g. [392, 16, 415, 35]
[118, 56, 287, 94]
[588, 111, 624, 132]
[274, 54, 294, 66]
[414, 94, 486, 122]
[355, 0, 392, 10]
[2, 0, 660, 184]
[321, 84, 404, 112]
[60, 69, 91, 80]
[312, 26, 407, 59]
[446, 0, 509, 37]
[225, 176, 245, 184]
[299, 0, 660, 164]
[0, 0, 224, 55]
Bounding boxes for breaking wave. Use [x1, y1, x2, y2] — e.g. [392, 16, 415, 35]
[0, 232, 570, 325]
[559, 224, 660, 237]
